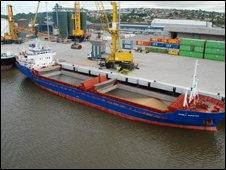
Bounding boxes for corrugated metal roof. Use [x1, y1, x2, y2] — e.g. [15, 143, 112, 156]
[165, 25, 225, 36]
[152, 19, 211, 27]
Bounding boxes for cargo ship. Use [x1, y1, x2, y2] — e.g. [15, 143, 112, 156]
[1, 52, 16, 70]
[15, 41, 225, 132]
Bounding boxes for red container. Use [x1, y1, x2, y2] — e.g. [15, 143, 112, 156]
[142, 41, 151, 46]
[136, 40, 151, 46]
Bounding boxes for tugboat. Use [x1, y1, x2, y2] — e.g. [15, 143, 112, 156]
[1, 51, 16, 70]
[15, 41, 225, 132]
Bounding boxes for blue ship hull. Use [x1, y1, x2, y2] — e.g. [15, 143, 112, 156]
[16, 62, 225, 132]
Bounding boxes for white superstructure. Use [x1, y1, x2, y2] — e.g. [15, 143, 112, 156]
[17, 41, 56, 69]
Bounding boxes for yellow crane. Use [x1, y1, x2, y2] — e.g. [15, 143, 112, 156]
[30, 1, 41, 37]
[96, 1, 134, 70]
[72, 1, 84, 42]
[1, 5, 22, 44]
[15, 1, 40, 39]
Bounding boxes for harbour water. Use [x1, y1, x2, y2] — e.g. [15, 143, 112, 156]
[1, 67, 225, 169]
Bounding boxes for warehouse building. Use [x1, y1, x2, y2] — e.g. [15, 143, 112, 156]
[165, 26, 225, 41]
[119, 23, 164, 32]
[151, 19, 213, 28]
[151, 19, 225, 41]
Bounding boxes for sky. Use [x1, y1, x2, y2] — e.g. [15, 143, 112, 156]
[1, 1, 225, 15]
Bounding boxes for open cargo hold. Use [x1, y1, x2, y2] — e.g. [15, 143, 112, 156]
[41, 69, 176, 111]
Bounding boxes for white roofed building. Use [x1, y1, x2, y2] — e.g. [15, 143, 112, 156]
[151, 19, 212, 28]
[151, 19, 224, 41]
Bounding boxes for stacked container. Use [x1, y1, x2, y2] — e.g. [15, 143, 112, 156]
[145, 46, 168, 54]
[136, 40, 151, 46]
[204, 40, 225, 61]
[151, 37, 180, 45]
[151, 38, 180, 50]
[179, 38, 205, 58]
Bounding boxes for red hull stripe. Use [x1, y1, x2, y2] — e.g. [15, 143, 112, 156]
[34, 83, 217, 132]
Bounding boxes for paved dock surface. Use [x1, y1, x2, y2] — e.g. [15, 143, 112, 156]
[1, 37, 225, 95]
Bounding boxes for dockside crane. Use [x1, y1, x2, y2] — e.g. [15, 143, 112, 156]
[1, 5, 22, 44]
[69, 1, 86, 49]
[95, 1, 134, 70]
[30, 1, 41, 37]
[71, 1, 84, 42]
[17, 1, 49, 40]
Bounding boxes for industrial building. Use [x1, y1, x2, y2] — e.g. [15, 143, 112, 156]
[165, 26, 225, 41]
[151, 19, 225, 41]
[151, 19, 213, 28]
[52, 3, 87, 38]
[119, 23, 164, 33]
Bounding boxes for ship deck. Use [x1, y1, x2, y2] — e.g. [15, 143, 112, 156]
[107, 88, 170, 111]
[40, 69, 177, 111]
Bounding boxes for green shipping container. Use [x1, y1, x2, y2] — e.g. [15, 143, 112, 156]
[179, 51, 203, 58]
[204, 54, 225, 61]
[205, 48, 225, 55]
[145, 46, 168, 53]
[194, 46, 204, 53]
[179, 45, 191, 51]
[190, 52, 203, 58]
[206, 40, 225, 49]
[180, 38, 205, 47]
[179, 50, 191, 57]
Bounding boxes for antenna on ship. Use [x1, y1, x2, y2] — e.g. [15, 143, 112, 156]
[183, 59, 199, 107]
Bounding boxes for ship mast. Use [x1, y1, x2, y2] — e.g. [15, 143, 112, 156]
[183, 60, 199, 107]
